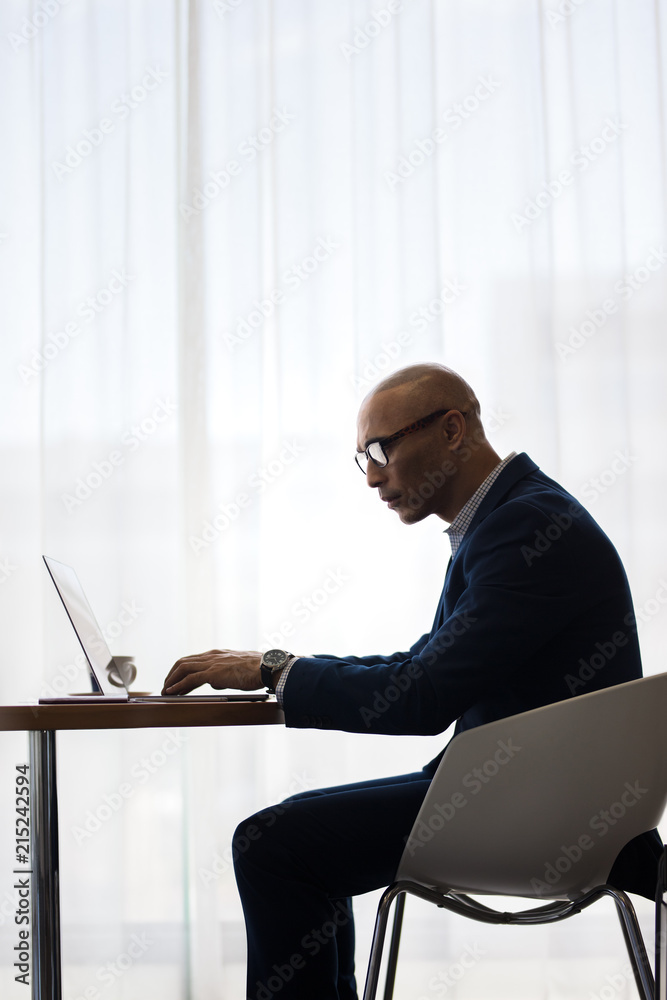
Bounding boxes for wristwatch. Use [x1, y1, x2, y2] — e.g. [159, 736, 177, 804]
[260, 649, 293, 692]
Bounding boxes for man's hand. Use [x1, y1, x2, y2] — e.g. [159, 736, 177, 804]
[161, 649, 263, 695]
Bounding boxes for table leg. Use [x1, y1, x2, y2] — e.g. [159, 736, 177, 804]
[29, 731, 62, 1000]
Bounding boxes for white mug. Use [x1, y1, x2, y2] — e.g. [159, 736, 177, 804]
[107, 655, 138, 689]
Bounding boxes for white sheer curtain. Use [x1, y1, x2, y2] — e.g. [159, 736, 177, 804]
[1, 0, 666, 997]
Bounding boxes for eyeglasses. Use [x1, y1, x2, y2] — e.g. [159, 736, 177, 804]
[355, 409, 456, 474]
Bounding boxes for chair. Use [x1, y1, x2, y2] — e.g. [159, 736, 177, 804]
[363, 672, 667, 1000]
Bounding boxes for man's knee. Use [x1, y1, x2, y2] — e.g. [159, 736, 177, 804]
[231, 813, 271, 871]
[232, 799, 303, 873]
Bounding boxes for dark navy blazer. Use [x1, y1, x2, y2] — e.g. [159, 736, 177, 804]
[285, 453, 642, 736]
[283, 452, 662, 896]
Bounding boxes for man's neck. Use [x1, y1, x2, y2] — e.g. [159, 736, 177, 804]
[438, 446, 503, 523]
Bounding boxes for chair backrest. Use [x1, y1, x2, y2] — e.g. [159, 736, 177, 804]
[398, 672, 667, 899]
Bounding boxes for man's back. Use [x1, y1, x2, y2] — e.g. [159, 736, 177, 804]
[447, 454, 642, 735]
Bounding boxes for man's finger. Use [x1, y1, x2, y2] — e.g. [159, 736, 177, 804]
[163, 673, 201, 695]
[162, 658, 209, 694]
[163, 652, 213, 686]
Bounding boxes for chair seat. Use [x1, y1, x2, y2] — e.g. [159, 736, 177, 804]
[397, 674, 667, 899]
[362, 673, 667, 1000]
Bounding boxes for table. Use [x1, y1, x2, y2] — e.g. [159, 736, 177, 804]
[0, 700, 284, 1000]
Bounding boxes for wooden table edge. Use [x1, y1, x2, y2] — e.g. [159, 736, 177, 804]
[0, 699, 285, 731]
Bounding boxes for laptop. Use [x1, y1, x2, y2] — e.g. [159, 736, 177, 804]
[40, 556, 269, 704]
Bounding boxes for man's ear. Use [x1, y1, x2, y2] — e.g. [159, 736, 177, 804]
[443, 410, 467, 448]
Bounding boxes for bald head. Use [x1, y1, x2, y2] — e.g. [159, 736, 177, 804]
[363, 363, 483, 433]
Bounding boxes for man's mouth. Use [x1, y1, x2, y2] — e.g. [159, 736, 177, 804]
[381, 494, 401, 508]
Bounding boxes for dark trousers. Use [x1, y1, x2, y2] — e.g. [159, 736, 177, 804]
[233, 769, 433, 1000]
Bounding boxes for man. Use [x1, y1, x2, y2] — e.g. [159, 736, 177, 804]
[163, 363, 661, 1000]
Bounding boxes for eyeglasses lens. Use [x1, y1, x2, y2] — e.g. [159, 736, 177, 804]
[356, 442, 388, 473]
[368, 442, 386, 467]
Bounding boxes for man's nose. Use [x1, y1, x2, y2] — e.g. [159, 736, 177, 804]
[366, 461, 386, 488]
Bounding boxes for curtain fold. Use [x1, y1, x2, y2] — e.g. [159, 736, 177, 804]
[1, 1, 666, 997]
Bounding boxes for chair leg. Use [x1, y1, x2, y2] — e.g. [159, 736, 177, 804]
[382, 892, 406, 1000]
[655, 848, 667, 1000]
[362, 886, 405, 1000]
[611, 889, 655, 1000]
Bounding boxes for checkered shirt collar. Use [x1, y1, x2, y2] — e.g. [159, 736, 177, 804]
[445, 452, 517, 558]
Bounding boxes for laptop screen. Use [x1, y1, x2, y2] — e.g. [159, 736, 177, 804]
[43, 556, 129, 700]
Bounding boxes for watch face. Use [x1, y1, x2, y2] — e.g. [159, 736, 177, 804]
[264, 648, 287, 667]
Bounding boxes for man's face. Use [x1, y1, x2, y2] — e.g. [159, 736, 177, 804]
[356, 388, 455, 524]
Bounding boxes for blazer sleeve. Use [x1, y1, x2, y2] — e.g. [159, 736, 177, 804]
[281, 498, 627, 735]
[309, 632, 430, 667]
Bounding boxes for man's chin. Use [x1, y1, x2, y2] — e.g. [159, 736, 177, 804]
[394, 502, 426, 525]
